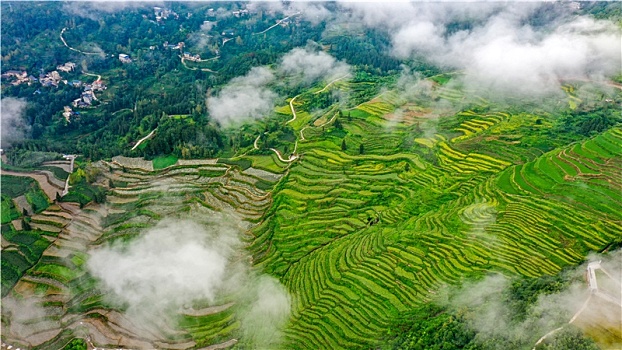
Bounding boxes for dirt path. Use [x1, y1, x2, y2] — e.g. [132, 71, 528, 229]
[60, 28, 103, 55]
[81, 71, 101, 81]
[180, 56, 218, 73]
[286, 94, 301, 124]
[314, 74, 350, 94]
[270, 148, 297, 163]
[253, 12, 301, 35]
[131, 129, 157, 151]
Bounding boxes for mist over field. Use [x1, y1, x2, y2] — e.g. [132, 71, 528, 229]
[87, 216, 290, 346]
[207, 66, 277, 126]
[207, 46, 350, 125]
[268, 1, 620, 101]
[279, 47, 351, 86]
[440, 250, 622, 348]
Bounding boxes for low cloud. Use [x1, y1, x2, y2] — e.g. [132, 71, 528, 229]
[207, 66, 277, 126]
[391, 6, 621, 99]
[87, 216, 291, 346]
[442, 250, 622, 348]
[1, 97, 30, 148]
[279, 48, 351, 85]
[239, 276, 291, 349]
[63, 1, 162, 20]
[87, 219, 238, 314]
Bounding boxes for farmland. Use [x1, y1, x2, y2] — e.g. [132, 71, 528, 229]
[2, 74, 621, 350]
[1, 2, 621, 348]
[249, 81, 622, 349]
[1, 155, 283, 349]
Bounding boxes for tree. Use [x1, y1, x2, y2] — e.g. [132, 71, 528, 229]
[56, 192, 62, 202]
[341, 139, 347, 151]
[405, 162, 410, 172]
[22, 208, 28, 216]
[359, 143, 364, 154]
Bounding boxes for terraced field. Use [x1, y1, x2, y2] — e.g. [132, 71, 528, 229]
[250, 84, 622, 349]
[2, 76, 620, 350]
[1, 157, 282, 349]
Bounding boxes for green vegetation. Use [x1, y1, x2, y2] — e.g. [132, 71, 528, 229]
[1, 2, 621, 349]
[1, 229, 56, 296]
[1, 196, 20, 224]
[152, 154, 179, 170]
[1, 175, 37, 198]
[379, 272, 599, 350]
[249, 84, 622, 348]
[62, 338, 87, 350]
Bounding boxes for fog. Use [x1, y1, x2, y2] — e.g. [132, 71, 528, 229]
[206, 66, 277, 126]
[441, 250, 622, 348]
[279, 47, 351, 86]
[1, 97, 30, 148]
[87, 216, 290, 346]
[207, 47, 350, 126]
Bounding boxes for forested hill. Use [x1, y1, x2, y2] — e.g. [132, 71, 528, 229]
[1, 1, 403, 160]
[4, 2, 616, 163]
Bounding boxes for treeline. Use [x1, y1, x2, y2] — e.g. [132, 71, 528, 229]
[379, 272, 600, 350]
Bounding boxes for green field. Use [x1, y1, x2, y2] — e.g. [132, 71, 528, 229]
[152, 155, 179, 169]
[1, 175, 37, 198]
[2, 78, 621, 350]
[248, 86, 622, 349]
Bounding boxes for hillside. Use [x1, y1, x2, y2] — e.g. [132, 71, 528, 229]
[1, 2, 621, 350]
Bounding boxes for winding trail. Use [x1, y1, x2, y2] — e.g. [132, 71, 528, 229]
[270, 148, 298, 163]
[299, 126, 309, 141]
[131, 129, 157, 151]
[531, 261, 622, 349]
[253, 12, 301, 35]
[60, 28, 103, 55]
[81, 71, 101, 81]
[314, 74, 351, 94]
[286, 94, 301, 124]
[180, 57, 218, 73]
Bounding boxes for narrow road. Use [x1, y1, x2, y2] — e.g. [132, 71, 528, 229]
[60, 28, 103, 55]
[81, 71, 101, 81]
[286, 95, 300, 124]
[270, 148, 297, 163]
[131, 129, 157, 151]
[532, 260, 622, 349]
[253, 12, 301, 35]
[194, 56, 220, 63]
[180, 56, 218, 73]
[314, 74, 351, 94]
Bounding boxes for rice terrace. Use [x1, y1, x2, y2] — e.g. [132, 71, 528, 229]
[1, 1, 621, 350]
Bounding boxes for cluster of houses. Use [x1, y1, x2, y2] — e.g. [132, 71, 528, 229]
[183, 52, 201, 62]
[153, 6, 179, 22]
[163, 41, 185, 50]
[71, 78, 106, 109]
[57, 62, 76, 73]
[232, 9, 249, 18]
[0, 70, 36, 86]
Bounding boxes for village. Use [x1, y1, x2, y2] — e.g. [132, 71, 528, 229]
[1, 61, 108, 122]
